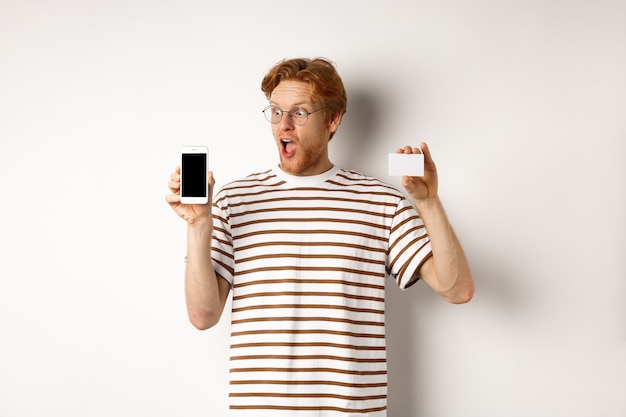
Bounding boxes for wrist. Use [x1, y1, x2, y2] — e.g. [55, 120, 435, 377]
[413, 196, 441, 214]
[187, 217, 213, 258]
[188, 215, 212, 228]
[187, 217, 213, 239]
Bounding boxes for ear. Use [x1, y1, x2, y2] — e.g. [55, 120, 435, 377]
[328, 111, 343, 133]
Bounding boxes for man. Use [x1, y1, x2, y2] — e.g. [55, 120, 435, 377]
[166, 57, 474, 416]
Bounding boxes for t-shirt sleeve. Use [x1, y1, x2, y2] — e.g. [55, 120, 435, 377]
[210, 191, 235, 287]
[387, 197, 432, 289]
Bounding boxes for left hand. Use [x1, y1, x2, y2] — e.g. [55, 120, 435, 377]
[397, 142, 438, 202]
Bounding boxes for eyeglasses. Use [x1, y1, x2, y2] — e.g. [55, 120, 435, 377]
[262, 105, 325, 126]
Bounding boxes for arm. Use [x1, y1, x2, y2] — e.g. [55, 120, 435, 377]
[398, 143, 474, 304]
[166, 168, 231, 329]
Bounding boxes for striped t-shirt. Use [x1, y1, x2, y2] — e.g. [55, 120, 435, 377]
[211, 166, 432, 416]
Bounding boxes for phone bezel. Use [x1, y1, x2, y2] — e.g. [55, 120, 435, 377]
[180, 146, 209, 204]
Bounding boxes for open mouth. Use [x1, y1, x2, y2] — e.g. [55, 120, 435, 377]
[281, 139, 295, 155]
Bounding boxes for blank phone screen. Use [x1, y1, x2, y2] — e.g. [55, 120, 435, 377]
[181, 153, 207, 197]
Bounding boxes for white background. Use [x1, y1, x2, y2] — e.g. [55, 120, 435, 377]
[1, 1, 625, 416]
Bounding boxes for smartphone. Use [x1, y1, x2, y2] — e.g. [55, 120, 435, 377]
[180, 146, 208, 204]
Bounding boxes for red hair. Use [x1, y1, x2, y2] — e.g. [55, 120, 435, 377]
[261, 58, 348, 122]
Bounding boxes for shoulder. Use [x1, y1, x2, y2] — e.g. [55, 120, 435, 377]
[330, 168, 406, 199]
[213, 169, 283, 206]
[215, 169, 281, 194]
[222, 169, 279, 189]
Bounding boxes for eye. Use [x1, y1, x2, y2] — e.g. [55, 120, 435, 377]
[292, 108, 308, 117]
[270, 106, 283, 116]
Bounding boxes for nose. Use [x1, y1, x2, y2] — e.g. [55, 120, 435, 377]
[277, 112, 295, 130]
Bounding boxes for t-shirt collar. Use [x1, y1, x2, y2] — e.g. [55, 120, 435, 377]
[273, 164, 340, 186]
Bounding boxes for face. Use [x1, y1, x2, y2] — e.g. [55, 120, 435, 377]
[269, 79, 342, 176]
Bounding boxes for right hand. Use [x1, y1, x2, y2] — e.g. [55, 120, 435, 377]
[165, 166, 215, 225]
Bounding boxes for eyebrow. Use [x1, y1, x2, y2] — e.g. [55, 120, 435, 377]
[268, 101, 313, 108]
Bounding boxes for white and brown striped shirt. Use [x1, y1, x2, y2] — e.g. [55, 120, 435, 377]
[211, 166, 432, 416]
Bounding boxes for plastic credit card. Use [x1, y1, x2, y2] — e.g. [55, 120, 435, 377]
[388, 153, 424, 176]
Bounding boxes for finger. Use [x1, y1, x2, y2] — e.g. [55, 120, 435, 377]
[401, 175, 419, 192]
[168, 180, 180, 192]
[420, 142, 435, 165]
[165, 193, 181, 204]
[396, 146, 413, 154]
